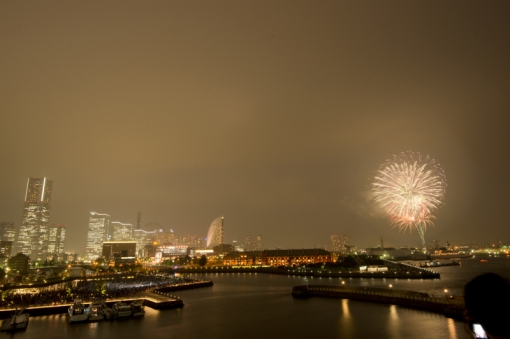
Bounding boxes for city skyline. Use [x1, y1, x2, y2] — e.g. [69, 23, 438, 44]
[1, 1, 510, 252]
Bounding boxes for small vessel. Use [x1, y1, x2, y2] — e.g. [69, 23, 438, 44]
[480, 259, 488, 263]
[101, 301, 113, 320]
[130, 300, 145, 317]
[67, 300, 89, 323]
[88, 301, 104, 321]
[112, 302, 132, 318]
[0, 308, 29, 332]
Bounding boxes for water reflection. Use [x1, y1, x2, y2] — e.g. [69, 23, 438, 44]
[447, 318, 458, 339]
[341, 299, 350, 318]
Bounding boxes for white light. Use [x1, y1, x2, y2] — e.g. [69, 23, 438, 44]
[25, 178, 30, 201]
[41, 177, 46, 201]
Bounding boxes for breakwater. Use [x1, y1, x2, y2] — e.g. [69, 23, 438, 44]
[292, 285, 464, 320]
[167, 261, 440, 279]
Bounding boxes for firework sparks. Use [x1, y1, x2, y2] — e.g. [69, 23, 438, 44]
[372, 151, 446, 250]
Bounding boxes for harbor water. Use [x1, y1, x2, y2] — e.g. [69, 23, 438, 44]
[7, 255, 510, 339]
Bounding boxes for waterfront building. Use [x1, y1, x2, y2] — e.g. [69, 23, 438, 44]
[110, 221, 133, 241]
[223, 248, 333, 266]
[85, 212, 110, 261]
[0, 222, 17, 244]
[47, 223, 66, 258]
[16, 177, 53, 260]
[206, 216, 223, 248]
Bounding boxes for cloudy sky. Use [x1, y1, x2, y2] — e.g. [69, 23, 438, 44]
[1, 0, 509, 253]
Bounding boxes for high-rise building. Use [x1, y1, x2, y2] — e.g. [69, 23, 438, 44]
[341, 234, 349, 254]
[133, 229, 156, 257]
[330, 234, 341, 252]
[110, 222, 133, 241]
[244, 235, 251, 251]
[0, 222, 16, 244]
[136, 211, 141, 230]
[85, 212, 110, 261]
[256, 235, 263, 251]
[47, 223, 66, 257]
[206, 216, 224, 248]
[16, 177, 53, 259]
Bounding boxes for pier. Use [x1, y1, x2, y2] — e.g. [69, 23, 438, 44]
[292, 285, 465, 319]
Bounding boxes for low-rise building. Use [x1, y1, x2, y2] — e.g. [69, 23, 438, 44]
[223, 249, 333, 266]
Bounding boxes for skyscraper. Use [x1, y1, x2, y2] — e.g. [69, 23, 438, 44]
[256, 235, 263, 251]
[47, 223, 66, 258]
[85, 212, 110, 261]
[330, 234, 340, 252]
[110, 221, 133, 241]
[206, 216, 224, 248]
[0, 222, 16, 243]
[16, 177, 53, 259]
[244, 235, 251, 251]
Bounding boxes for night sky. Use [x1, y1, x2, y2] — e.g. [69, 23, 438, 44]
[1, 1, 509, 253]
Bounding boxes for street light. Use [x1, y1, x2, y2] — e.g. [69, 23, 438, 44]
[389, 284, 393, 288]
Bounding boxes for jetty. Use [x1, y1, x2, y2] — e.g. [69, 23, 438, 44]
[292, 284, 464, 319]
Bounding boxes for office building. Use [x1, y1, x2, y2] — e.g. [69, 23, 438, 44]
[16, 177, 53, 259]
[133, 229, 157, 257]
[85, 212, 110, 261]
[0, 222, 16, 244]
[255, 235, 263, 251]
[244, 235, 252, 251]
[110, 221, 133, 241]
[47, 223, 66, 257]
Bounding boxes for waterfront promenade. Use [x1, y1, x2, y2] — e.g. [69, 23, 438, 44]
[292, 284, 465, 319]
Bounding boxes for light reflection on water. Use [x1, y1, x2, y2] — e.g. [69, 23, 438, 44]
[8, 256, 508, 339]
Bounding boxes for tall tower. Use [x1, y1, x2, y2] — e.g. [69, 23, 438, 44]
[137, 211, 141, 230]
[47, 223, 66, 258]
[256, 235, 263, 251]
[16, 177, 53, 259]
[85, 212, 110, 261]
[206, 216, 224, 248]
[0, 222, 16, 243]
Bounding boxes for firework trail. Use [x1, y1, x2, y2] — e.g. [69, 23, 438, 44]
[372, 151, 446, 251]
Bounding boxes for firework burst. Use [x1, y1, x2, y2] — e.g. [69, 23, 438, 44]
[372, 151, 446, 250]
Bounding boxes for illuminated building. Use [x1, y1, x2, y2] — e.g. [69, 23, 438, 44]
[16, 177, 53, 259]
[152, 228, 175, 245]
[330, 234, 341, 252]
[85, 212, 110, 261]
[244, 235, 251, 251]
[341, 234, 349, 254]
[102, 241, 136, 264]
[206, 216, 223, 248]
[47, 223, 66, 258]
[154, 245, 189, 263]
[255, 235, 263, 251]
[0, 222, 16, 243]
[133, 229, 156, 257]
[110, 221, 133, 241]
[223, 249, 333, 266]
[0, 241, 13, 257]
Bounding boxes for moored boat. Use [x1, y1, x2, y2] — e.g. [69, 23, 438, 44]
[130, 300, 145, 317]
[67, 300, 89, 323]
[101, 301, 113, 320]
[112, 302, 132, 318]
[88, 301, 104, 321]
[0, 308, 29, 332]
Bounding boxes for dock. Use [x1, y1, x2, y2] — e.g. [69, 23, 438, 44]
[292, 285, 465, 320]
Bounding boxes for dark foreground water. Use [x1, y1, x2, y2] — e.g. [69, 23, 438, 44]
[6, 254, 509, 339]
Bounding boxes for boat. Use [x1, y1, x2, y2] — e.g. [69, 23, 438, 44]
[67, 300, 89, 323]
[0, 308, 29, 332]
[88, 301, 104, 321]
[112, 302, 132, 318]
[101, 301, 113, 320]
[480, 259, 488, 263]
[130, 300, 145, 317]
